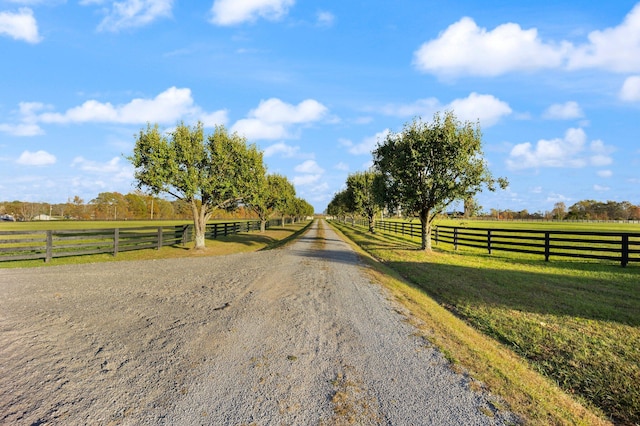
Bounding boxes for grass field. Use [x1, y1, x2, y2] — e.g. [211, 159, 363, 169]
[331, 220, 639, 425]
[0, 220, 311, 268]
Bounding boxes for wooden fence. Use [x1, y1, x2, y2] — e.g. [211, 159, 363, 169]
[0, 220, 276, 263]
[341, 219, 640, 267]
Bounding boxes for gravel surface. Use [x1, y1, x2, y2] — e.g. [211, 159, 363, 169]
[0, 219, 517, 425]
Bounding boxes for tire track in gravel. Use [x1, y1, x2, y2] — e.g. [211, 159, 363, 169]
[0, 220, 517, 425]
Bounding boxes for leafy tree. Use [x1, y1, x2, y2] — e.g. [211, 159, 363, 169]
[345, 170, 385, 233]
[129, 122, 264, 249]
[327, 190, 352, 220]
[91, 192, 128, 220]
[373, 111, 507, 251]
[245, 173, 295, 232]
[551, 202, 567, 220]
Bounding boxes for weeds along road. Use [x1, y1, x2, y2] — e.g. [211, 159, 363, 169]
[0, 219, 516, 425]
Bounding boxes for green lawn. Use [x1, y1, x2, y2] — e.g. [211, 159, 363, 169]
[332, 220, 639, 425]
[0, 221, 310, 268]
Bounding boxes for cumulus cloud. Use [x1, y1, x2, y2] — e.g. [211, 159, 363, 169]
[414, 3, 640, 77]
[263, 141, 299, 158]
[0, 8, 41, 43]
[294, 160, 324, 174]
[413, 17, 567, 77]
[334, 162, 349, 171]
[210, 0, 294, 26]
[542, 101, 584, 120]
[506, 128, 614, 170]
[377, 93, 511, 127]
[292, 174, 321, 186]
[620, 75, 640, 101]
[17, 150, 56, 166]
[84, 0, 174, 32]
[340, 129, 390, 156]
[567, 3, 640, 72]
[231, 98, 327, 140]
[597, 170, 613, 178]
[39, 87, 226, 126]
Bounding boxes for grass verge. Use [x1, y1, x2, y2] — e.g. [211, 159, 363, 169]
[330, 221, 639, 425]
[0, 222, 312, 269]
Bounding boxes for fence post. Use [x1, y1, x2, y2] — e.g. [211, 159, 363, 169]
[487, 229, 492, 254]
[113, 228, 119, 257]
[45, 230, 53, 263]
[544, 232, 550, 262]
[157, 227, 163, 250]
[454, 227, 458, 250]
[182, 225, 189, 246]
[435, 227, 439, 246]
[224, 223, 229, 237]
[621, 234, 629, 267]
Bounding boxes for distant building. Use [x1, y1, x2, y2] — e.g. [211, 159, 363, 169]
[32, 214, 57, 221]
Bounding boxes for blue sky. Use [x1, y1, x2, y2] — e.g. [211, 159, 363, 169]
[1, 0, 639, 214]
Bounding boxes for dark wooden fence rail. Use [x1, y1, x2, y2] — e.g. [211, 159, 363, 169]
[338, 219, 640, 267]
[0, 220, 279, 263]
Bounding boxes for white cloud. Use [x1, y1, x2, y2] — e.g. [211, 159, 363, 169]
[0, 122, 43, 136]
[32, 87, 225, 127]
[597, 170, 613, 178]
[542, 101, 584, 120]
[447, 93, 512, 126]
[341, 129, 390, 156]
[0, 8, 41, 43]
[594, 184, 610, 192]
[620, 75, 640, 102]
[334, 162, 349, 171]
[88, 0, 174, 32]
[414, 4, 640, 77]
[316, 11, 334, 27]
[250, 98, 327, 124]
[231, 98, 327, 140]
[71, 156, 133, 181]
[292, 174, 321, 186]
[378, 93, 511, 127]
[413, 17, 568, 77]
[16, 150, 56, 166]
[210, 0, 294, 26]
[507, 128, 614, 170]
[294, 159, 324, 174]
[567, 3, 640, 72]
[263, 141, 299, 158]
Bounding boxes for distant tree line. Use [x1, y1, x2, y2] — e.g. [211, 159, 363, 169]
[0, 191, 254, 222]
[476, 200, 640, 221]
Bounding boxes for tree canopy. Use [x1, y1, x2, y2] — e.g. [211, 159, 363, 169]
[129, 122, 264, 249]
[373, 111, 507, 250]
[345, 170, 385, 233]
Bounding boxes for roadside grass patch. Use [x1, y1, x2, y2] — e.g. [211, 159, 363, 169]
[0, 222, 311, 268]
[331, 221, 639, 425]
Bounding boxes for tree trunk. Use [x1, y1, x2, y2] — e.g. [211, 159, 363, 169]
[192, 200, 207, 250]
[368, 215, 375, 233]
[260, 219, 266, 233]
[419, 210, 432, 251]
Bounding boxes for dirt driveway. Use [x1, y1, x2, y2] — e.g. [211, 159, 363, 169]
[0, 220, 515, 425]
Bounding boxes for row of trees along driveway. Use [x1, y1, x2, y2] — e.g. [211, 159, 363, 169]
[329, 111, 507, 251]
[129, 122, 312, 249]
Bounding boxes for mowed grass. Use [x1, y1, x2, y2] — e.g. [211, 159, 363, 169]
[0, 220, 311, 268]
[331, 220, 639, 425]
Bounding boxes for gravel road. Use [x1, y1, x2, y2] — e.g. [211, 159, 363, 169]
[0, 219, 517, 425]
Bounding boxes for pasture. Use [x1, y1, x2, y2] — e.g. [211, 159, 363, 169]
[332, 219, 640, 425]
[0, 219, 309, 268]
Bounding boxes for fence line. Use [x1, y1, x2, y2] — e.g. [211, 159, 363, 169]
[337, 219, 640, 267]
[0, 219, 284, 263]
